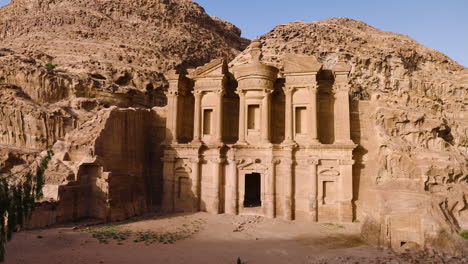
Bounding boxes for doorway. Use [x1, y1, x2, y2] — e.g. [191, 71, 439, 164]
[244, 173, 261, 207]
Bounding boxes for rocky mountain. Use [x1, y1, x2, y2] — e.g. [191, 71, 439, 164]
[231, 18, 467, 254]
[0, 0, 466, 255]
[0, 0, 248, 150]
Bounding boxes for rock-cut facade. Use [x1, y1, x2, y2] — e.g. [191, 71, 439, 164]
[162, 39, 357, 221]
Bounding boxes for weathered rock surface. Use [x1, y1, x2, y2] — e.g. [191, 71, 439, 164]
[231, 18, 467, 255]
[0, 0, 248, 150]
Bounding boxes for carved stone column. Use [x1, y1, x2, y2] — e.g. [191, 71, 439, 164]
[283, 86, 294, 144]
[209, 157, 224, 214]
[190, 157, 201, 211]
[236, 90, 247, 144]
[192, 91, 203, 144]
[308, 158, 319, 221]
[338, 159, 354, 222]
[261, 89, 272, 144]
[164, 91, 179, 143]
[215, 89, 225, 144]
[332, 60, 353, 144]
[161, 156, 175, 212]
[266, 158, 280, 218]
[308, 85, 319, 144]
[333, 89, 352, 144]
[226, 158, 240, 215]
[283, 158, 294, 220]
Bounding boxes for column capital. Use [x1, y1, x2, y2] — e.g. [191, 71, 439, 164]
[192, 90, 204, 96]
[283, 85, 296, 95]
[164, 90, 179, 97]
[339, 160, 355, 166]
[235, 89, 246, 96]
[214, 89, 226, 96]
[307, 158, 319, 165]
[263, 89, 274, 95]
[268, 158, 281, 165]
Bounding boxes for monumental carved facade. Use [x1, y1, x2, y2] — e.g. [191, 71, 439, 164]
[162, 39, 357, 221]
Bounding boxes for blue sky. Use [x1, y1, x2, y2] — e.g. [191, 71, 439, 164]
[1, 0, 467, 67]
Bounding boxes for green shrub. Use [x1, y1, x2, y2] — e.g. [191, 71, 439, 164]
[45, 63, 56, 70]
[460, 230, 468, 239]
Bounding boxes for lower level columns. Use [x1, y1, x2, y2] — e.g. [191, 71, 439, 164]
[338, 159, 354, 222]
[226, 158, 239, 215]
[283, 158, 294, 221]
[266, 158, 280, 218]
[308, 158, 319, 221]
[209, 157, 224, 214]
[161, 157, 175, 212]
[190, 157, 201, 212]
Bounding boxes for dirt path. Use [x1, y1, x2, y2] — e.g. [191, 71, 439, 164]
[3, 213, 465, 264]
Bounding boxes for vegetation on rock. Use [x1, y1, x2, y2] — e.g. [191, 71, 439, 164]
[0, 149, 53, 262]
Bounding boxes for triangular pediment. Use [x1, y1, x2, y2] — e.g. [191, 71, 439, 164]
[188, 58, 227, 78]
[284, 54, 322, 73]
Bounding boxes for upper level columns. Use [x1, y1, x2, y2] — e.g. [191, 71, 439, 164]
[164, 70, 192, 144]
[192, 90, 203, 143]
[215, 89, 225, 143]
[283, 54, 322, 145]
[261, 89, 272, 144]
[308, 84, 319, 144]
[332, 60, 353, 145]
[236, 90, 247, 144]
[283, 86, 294, 144]
[188, 58, 228, 146]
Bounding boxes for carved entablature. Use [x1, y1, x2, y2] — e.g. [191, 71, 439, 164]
[165, 70, 193, 96]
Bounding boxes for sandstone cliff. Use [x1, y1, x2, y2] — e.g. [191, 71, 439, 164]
[0, 0, 248, 220]
[231, 18, 467, 254]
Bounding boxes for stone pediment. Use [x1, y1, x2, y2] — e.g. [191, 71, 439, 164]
[188, 58, 227, 78]
[284, 54, 322, 74]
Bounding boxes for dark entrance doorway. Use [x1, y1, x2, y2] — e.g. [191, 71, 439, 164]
[244, 173, 261, 207]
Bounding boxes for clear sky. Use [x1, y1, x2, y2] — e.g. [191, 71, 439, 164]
[1, 0, 467, 67]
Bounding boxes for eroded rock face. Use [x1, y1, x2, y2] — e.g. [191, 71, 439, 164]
[0, 0, 249, 150]
[230, 18, 467, 255]
[0, 0, 248, 220]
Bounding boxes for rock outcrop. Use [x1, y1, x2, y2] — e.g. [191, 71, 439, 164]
[231, 18, 467, 255]
[0, 0, 248, 223]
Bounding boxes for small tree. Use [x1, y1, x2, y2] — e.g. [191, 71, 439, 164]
[0, 149, 53, 262]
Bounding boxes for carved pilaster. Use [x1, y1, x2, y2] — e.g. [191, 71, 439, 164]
[308, 85, 320, 144]
[283, 158, 294, 221]
[307, 158, 319, 221]
[265, 158, 281, 218]
[338, 159, 354, 222]
[189, 157, 201, 211]
[161, 156, 176, 212]
[191, 90, 203, 144]
[283, 86, 295, 145]
[236, 89, 247, 144]
[261, 89, 273, 144]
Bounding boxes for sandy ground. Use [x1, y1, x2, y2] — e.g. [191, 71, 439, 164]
[3, 213, 466, 264]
